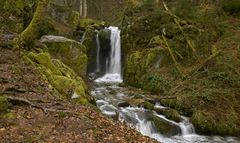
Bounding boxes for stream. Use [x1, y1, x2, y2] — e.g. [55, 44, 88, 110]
[89, 26, 239, 143]
[91, 83, 239, 143]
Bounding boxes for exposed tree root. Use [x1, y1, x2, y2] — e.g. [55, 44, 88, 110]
[3, 95, 72, 114]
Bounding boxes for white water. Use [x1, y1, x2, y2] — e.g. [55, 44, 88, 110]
[96, 33, 101, 72]
[91, 26, 239, 143]
[95, 26, 122, 83]
[80, 32, 86, 44]
[108, 26, 121, 74]
[91, 85, 239, 143]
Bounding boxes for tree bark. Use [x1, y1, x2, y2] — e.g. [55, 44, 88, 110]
[216, 0, 222, 17]
[16, 0, 50, 47]
[83, 0, 87, 18]
[79, 0, 83, 17]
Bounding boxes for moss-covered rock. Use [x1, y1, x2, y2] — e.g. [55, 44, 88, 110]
[142, 101, 154, 110]
[148, 114, 180, 136]
[154, 108, 181, 122]
[124, 48, 170, 93]
[39, 35, 88, 77]
[33, 52, 62, 75]
[191, 110, 240, 136]
[26, 51, 94, 105]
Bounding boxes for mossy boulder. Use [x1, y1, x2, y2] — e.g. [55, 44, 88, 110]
[154, 108, 181, 122]
[50, 75, 88, 104]
[0, 96, 9, 113]
[191, 110, 240, 136]
[39, 35, 88, 77]
[124, 48, 170, 93]
[142, 101, 154, 110]
[27, 51, 94, 105]
[148, 114, 180, 136]
[33, 52, 62, 75]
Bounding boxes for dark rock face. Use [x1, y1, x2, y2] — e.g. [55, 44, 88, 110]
[86, 28, 111, 76]
[118, 102, 130, 108]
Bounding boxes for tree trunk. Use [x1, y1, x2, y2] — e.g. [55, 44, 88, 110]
[83, 0, 87, 18]
[216, 0, 222, 17]
[16, 0, 50, 48]
[79, 0, 83, 17]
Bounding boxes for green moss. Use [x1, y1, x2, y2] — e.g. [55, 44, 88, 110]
[163, 109, 181, 122]
[68, 11, 80, 28]
[79, 18, 104, 29]
[16, 0, 51, 47]
[44, 40, 87, 77]
[155, 108, 181, 122]
[26, 51, 91, 105]
[124, 48, 167, 91]
[191, 110, 240, 136]
[34, 53, 61, 75]
[0, 96, 9, 113]
[148, 114, 180, 135]
[0, 113, 16, 119]
[142, 101, 154, 110]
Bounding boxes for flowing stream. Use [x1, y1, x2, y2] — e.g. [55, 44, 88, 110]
[90, 26, 239, 143]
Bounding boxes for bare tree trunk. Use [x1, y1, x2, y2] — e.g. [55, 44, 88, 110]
[100, 0, 103, 21]
[83, 0, 87, 18]
[216, 0, 222, 17]
[79, 0, 83, 17]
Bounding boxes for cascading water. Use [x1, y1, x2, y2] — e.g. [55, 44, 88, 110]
[96, 33, 101, 72]
[92, 26, 239, 143]
[80, 32, 86, 44]
[95, 26, 122, 83]
[108, 26, 121, 74]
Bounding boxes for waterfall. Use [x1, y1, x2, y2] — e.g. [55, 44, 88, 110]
[95, 26, 122, 83]
[80, 32, 86, 44]
[96, 33, 101, 72]
[108, 26, 121, 74]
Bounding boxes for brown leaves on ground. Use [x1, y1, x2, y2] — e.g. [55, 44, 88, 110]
[0, 48, 157, 143]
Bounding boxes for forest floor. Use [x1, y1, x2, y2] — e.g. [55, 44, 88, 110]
[0, 47, 157, 143]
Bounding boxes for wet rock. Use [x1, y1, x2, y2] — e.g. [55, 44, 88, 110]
[27, 52, 94, 105]
[154, 108, 181, 122]
[40, 35, 88, 77]
[141, 101, 154, 110]
[148, 114, 181, 136]
[118, 102, 130, 108]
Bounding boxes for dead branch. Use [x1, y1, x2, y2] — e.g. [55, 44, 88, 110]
[162, 34, 184, 78]
[168, 51, 221, 96]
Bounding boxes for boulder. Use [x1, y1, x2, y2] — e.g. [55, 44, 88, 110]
[118, 102, 130, 108]
[40, 35, 88, 77]
[148, 114, 181, 136]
